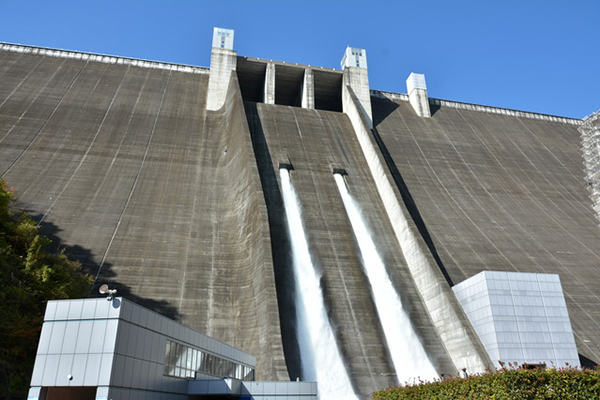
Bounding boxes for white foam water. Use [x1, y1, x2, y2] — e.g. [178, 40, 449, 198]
[280, 168, 358, 400]
[334, 173, 438, 384]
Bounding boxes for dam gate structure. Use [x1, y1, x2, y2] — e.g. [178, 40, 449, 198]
[0, 28, 598, 398]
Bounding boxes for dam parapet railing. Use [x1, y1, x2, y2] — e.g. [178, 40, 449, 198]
[0, 42, 582, 125]
[371, 90, 582, 126]
[0, 42, 209, 74]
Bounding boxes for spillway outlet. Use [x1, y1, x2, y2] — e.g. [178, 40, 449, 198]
[332, 167, 347, 176]
[279, 161, 295, 171]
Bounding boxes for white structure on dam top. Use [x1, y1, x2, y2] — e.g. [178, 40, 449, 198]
[207, 27, 236, 111]
[341, 46, 373, 127]
[406, 72, 431, 118]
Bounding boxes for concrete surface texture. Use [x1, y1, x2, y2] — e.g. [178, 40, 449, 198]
[580, 111, 600, 225]
[371, 96, 600, 368]
[342, 85, 493, 377]
[264, 62, 275, 105]
[245, 100, 459, 396]
[342, 66, 373, 128]
[301, 68, 315, 109]
[207, 48, 237, 110]
[2, 42, 600, 398]
[0, 49, 286, 381]
[207, 28, 236, 111]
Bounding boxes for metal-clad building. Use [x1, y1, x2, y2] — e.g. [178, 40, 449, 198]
[28, 297, 316, 400]
[453, 271, 580, 369]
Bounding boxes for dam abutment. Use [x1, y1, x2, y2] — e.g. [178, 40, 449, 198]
[243, 100, 303, 381]
[202, 71, 288, 380]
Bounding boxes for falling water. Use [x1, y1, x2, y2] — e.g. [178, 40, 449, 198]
[334, 173, 438, 384]
[280, 168, 358, 400]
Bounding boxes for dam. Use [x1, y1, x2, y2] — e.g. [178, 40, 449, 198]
[1, 27, 599, 398]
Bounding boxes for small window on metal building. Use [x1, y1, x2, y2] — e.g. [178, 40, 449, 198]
[522, 363, 546, 370]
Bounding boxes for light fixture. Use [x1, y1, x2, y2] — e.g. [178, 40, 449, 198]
[99, 284, 117, 301]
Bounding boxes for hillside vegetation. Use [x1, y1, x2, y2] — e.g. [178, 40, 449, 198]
[0, 179, 91, 399]
[373, 364, 600, 399]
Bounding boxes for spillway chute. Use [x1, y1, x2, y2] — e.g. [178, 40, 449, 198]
[334, 172, 438, 384]
[280, 168, 358, 400]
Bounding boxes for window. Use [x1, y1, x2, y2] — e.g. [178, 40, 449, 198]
[164, 340, 255, 380]
[522, 363, 546, 370]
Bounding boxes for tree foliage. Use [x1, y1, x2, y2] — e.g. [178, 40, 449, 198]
[0, 179, 91, 399]
[373, 363, 600, 399]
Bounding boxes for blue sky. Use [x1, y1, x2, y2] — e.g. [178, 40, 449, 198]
[1, 0, 598, 118]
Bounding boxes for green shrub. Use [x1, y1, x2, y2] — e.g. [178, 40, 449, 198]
[372, 364, 600, 399]
[0, 179, 92, 399]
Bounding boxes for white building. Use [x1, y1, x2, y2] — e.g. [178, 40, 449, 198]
[453, 271, 580, 369]
[28, 297, 317, 400]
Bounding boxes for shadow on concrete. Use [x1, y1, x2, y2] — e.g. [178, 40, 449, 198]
[429, 101, 441, 117]
[366, 128, 455, 287]
[244, 101, 301, 381]
[370, 96, 399, 123]
[579, 353, 599, 369]
[31, 213, 181, 321]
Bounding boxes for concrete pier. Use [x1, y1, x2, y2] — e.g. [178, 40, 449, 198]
[301, 68, 314, 109]
[341, 47, 373, 128]
[264, 62, 276, 104]
[207, 27, 236, 110]
[406, 72, 431, 117]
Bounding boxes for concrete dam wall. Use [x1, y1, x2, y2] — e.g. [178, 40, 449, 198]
[2, 40, 600, 397]
[0, 48, 288, 380]
[245, 102, 461, 395]
[370, 94, 600, 368]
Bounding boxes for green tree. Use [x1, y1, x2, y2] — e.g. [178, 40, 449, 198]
[0, 179, 91, 399]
